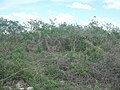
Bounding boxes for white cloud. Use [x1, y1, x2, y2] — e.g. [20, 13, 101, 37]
[49, 13, 76, 23]
[93, 16, 119, 26]
[0, 12, 42, 23]
[81, 16, 111, 26]
[94, 16, 120, 29]
[81, 16, 120, 30]
[92, 16, 110, 23]
[13, 12, 42, 21]
[0, 12, 76, 24]
[103, 0, 120, 9]
[0, 15, 15, 20]
[48, 10, 56, 14]
[68, 2, 95, 10]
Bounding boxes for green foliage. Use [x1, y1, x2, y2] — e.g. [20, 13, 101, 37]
[69, 60, 90, 76]
[84, 46, 103, 61]
[44, 65, 66, 80]
[0, 17, 120, 89]
[0, 17, 25, 34]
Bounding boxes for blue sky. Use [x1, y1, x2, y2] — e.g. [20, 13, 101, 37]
[0, 0, 120, 26]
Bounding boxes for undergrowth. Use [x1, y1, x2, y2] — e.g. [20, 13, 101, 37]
[0, 17, 120, 90]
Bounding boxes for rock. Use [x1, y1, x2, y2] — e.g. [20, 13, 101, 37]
[60, 80, 64, 83]
[19, 88, 25, 90]
[8, 86, 12, 90]
[27, 87, 33, 90]
[16, 80, 24, 89]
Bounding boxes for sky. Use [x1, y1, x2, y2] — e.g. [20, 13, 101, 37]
[0, 0, 120, 26]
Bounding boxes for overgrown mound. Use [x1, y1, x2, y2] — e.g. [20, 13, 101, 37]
[0, 17, 120, 90]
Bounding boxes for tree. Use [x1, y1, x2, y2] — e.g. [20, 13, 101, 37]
[0, 17, 24, 34]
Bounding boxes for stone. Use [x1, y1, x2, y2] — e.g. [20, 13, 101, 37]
[27, 87, 33, 90]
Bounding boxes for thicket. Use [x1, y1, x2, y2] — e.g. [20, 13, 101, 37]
[0, 17, 120, 90]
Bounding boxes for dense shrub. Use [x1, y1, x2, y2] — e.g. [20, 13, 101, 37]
[0, 18, 120, 90]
